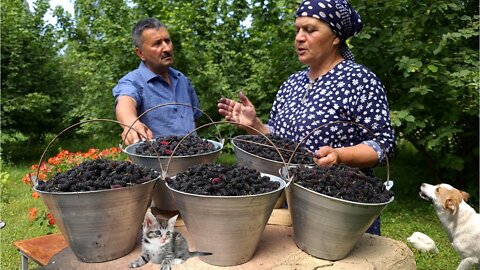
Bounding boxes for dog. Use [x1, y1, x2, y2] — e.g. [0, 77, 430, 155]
[407, 231, 438, 253]
[420, 183, 480, 270]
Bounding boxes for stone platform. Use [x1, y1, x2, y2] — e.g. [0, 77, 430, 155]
[35, 209, 416, 270]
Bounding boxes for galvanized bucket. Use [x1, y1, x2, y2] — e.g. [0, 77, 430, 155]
[285, 182, 393, 260]
[167, 174, 285, 266]
[273, 120, 395, 260]
[123, 139, 223, 211]
[34, 178, 158, 262]
[30, 119, 161, 263]
[232, 137, 314, 208]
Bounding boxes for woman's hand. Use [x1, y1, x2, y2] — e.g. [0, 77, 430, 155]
[218, 92, 263, 132]
[313, 144, 379, 168]
[313, 146, 340, 166]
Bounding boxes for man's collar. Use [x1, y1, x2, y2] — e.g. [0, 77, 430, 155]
[138, 62, 180, 83]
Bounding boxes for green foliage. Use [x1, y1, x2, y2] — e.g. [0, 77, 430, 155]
[0, 159, 11, 203]
[351, 0, 479, 183]
[0, 164, 60, 270]
[1, 0, 69, 147]
[3, 0, 479, 191]
[51, 0, 135, 138]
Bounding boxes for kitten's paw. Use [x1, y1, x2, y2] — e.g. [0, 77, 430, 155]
[160, 263, 172, 270]
[128, 261, 140, 268]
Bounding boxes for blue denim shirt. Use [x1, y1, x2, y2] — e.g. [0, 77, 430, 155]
[113, 62, 201, 137]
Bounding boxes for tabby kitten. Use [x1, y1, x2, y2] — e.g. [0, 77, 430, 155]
[129, 212, 212, 270]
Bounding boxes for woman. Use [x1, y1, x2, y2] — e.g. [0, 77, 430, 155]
[218, 0, 395, 235]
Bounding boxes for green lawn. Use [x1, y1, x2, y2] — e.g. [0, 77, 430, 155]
[1, 143, 473, 270]
[1, 163, 60, 270]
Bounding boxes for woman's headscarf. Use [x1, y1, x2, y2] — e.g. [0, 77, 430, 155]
[296, 0, 363, 61]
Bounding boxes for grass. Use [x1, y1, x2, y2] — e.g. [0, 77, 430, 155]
[1, 142, 476, 270]
[1, 163, 60, 270]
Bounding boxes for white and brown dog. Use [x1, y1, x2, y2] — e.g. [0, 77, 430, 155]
[420, 183, 480, 270]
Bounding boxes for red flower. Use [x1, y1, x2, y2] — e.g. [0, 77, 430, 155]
[46, 213, 55, 225]
[32, 192, 40, 199]
[22, 173, 32, 184]
[38, 172, 47, 180]
[160, 141, 169, 146]
[28, 208, 38, 221]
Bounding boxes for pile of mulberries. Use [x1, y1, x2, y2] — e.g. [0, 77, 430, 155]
[166, 163, 281, 196]
[35, 159, 159, 192]
[290, 164, 394, 203]
[234, 134, 314, 164]
[134, 135, 218, 156]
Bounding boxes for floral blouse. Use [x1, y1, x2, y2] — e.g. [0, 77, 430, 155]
[267, 60, 395, 163]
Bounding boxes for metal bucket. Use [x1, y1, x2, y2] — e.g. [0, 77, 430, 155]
[34, 177, 158, 262]
[232, 138, 313, 208]
[285, 181, 394, 260]
[123, 139, 223, 211]
[167, 174, 285, 266]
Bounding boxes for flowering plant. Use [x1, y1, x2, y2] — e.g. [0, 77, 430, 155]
[23, 147, 126, 230]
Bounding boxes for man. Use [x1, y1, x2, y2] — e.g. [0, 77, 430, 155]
[113, 18, 201, 145]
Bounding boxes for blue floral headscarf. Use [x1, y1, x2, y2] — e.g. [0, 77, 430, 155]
[296, 0, 363, 61]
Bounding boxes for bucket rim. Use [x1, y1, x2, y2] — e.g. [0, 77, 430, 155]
[123, 139, 223, 159]
[232, 135, 315, 166]
[33, 175, 160, 195]
[290, 181, 394, 206]
[167, 174, 285, 199]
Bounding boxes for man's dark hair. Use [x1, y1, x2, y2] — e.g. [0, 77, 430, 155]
[132, 18, 165, 48]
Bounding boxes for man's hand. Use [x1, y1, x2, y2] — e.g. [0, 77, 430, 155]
[121, 121, 154, 145]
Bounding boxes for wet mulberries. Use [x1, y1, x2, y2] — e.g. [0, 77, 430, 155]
[166, 163, 281, 196]
[290, 164, 394, 203]
[36, 159, 159, 192]
[234, 134, 314, 164]
[134, 135, 218, 156]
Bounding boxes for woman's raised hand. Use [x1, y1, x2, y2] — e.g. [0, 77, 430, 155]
[218, 92, 258, 129]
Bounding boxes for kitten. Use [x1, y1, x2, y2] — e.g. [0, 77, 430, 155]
[129, 212, 212, 270]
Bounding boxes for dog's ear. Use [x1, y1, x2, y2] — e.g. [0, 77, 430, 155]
[444, 198, 459, 214]
[460, 191, 470, 202]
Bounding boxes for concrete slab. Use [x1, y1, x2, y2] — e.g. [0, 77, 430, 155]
[36, 223, 415, 270]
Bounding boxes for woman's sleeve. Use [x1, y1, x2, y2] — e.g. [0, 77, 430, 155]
[353, 69, 396, 164]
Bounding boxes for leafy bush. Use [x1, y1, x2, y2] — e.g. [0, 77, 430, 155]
[4, 0, 478, 192]
[351, 0, 479, 184]
[1, 0, 69, 145]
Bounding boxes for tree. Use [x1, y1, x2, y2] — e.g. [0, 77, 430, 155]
[351, 0, 479, 184]
[6, 0, 478, 193]
[1, 0, 68, 148]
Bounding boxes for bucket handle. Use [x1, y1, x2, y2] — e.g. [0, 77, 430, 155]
[162, 120, 289, 179]
[281, 120, 391, 189]
[120, 102, 224, 175]
[32, 119, 163, 187]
